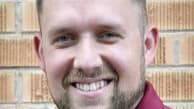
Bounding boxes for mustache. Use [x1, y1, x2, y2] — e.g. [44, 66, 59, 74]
[70, 68, 103, 78]
[63, 65, 118, 85]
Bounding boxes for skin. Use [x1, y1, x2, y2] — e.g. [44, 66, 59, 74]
[34, 0, 158, 109]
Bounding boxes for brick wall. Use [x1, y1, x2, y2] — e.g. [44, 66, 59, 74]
[0, 0, 194, 109]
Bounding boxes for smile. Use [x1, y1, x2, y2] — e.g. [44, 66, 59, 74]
[71, 79, 112, 92]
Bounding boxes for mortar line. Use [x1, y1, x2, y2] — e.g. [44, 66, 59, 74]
[15, 0, 22, 35]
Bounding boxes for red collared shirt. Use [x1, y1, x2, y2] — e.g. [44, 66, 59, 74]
[136, 81, 172, 109]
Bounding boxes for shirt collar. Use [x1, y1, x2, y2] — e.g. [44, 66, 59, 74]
[136, 81, 169, 109]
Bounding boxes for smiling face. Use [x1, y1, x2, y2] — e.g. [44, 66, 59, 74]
[34, 0, 158, 109]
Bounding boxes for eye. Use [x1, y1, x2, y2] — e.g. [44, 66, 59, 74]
[97, 31, 121, 43]
[53, 34, 77, 48]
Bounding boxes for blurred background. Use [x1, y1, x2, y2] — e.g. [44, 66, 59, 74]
[0, 0, 194, 108]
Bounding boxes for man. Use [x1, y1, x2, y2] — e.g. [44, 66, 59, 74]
[33, 0, 171, 109]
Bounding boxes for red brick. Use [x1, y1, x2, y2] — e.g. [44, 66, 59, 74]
[146, 69, 194, 101]
[147, 0, 194, 30]
[179, 34, 194, 64]
[166, 103, 194, 109]
[0, 71, 15, 103]
[152, 35, 175, 65]
[153, 33, 194, 65]
[0, 36, 38, 66]
[0, 2, 16, 32]
[22, 1, 39, 31]
[22, 70, 52, 102]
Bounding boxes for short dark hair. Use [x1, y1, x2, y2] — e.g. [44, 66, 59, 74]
[36, 0, 42, 15]
[132, 0, 148, 35]
[36, 0, 147, 35]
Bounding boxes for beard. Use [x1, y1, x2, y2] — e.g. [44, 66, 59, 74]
[53, 62, 145, 109]
[111, 80, 145, 109]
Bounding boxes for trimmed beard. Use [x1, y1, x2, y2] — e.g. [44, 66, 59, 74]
[54, 75, 145, 109]
[53, 56, 146, 109]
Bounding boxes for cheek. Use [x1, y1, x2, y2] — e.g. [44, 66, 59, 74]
[43, 49, 74, 99]
[103, 43, 142, 91]
[44, 49, 74, 83]
[45, 51, 72, 79]
[113, 49, 141, 75]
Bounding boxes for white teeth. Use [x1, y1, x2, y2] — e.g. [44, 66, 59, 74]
[83, 84, 89, 91]
[75, 80, 108, 92]
[100, 81, 104, 87]
[90, 83, 96, 91]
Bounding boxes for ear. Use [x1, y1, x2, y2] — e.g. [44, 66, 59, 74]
[33, 33, 46, 72]
[144, 26, 159, 66]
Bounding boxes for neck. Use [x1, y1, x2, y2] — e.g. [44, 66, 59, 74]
[131, 92, 144, 109]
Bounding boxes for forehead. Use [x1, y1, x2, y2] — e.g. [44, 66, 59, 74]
[43, 0, 132, 8]
[41, 0, 139, 35]
[42, 0, 135, 15]
[42, 0, 136, 18]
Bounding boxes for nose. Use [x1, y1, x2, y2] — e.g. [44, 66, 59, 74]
[73, 36, 103, 75]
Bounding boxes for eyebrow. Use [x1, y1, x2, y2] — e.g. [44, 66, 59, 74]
[48, 24, 126, 39]
[94, 23, 126, 34]
[48, 24, 78, 38]
[47, 16, 126, 37]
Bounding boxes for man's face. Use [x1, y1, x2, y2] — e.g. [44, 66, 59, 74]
[37, 0, 148, 109]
